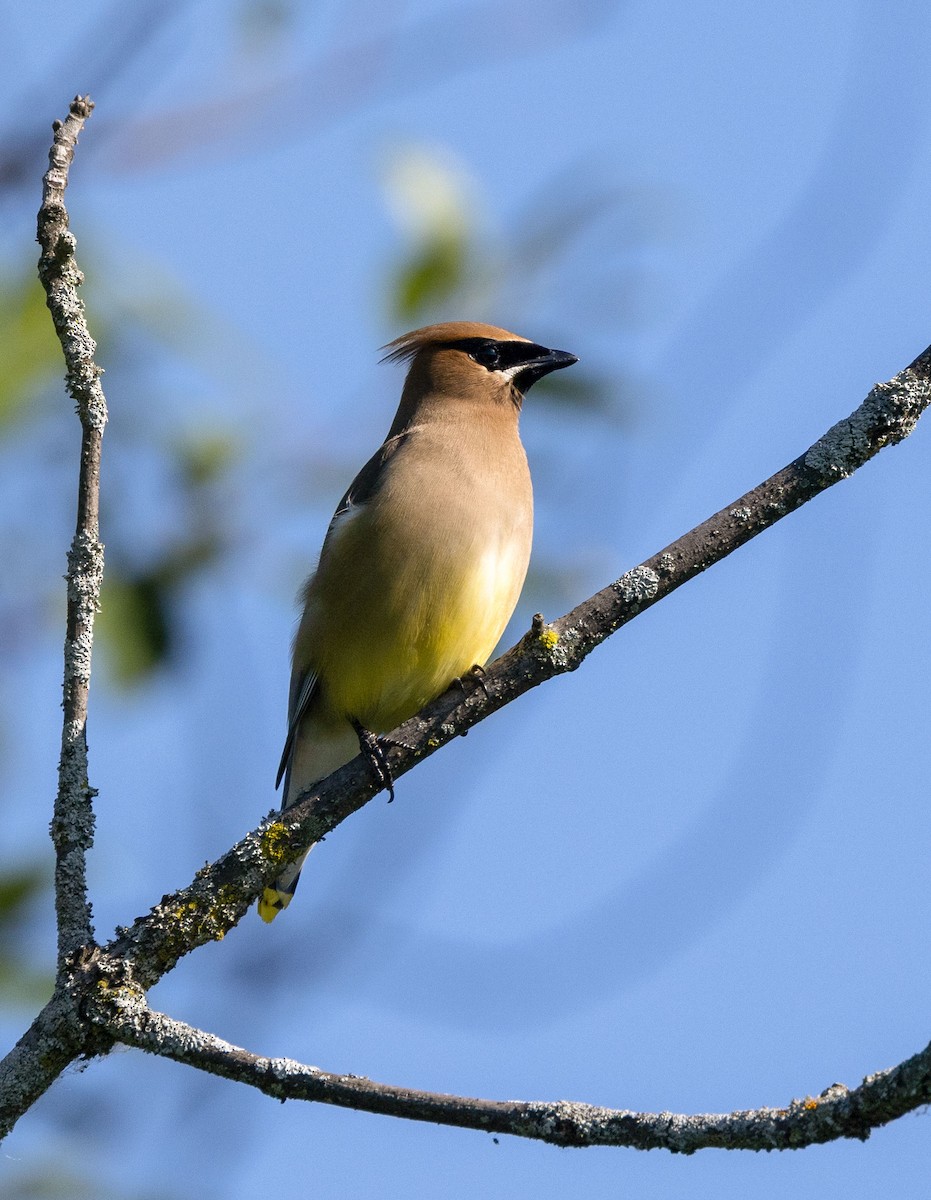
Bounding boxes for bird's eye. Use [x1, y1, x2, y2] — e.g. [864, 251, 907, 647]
[472, 343, 501, 368]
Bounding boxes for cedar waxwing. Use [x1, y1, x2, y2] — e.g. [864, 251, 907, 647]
[259, 322, 578, 921]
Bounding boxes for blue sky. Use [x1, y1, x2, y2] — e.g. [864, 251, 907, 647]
[2, 1, 930, 1197]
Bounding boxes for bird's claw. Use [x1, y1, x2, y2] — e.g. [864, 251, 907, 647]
[351, 719, 396, 802]
[454, 662, 490, 701]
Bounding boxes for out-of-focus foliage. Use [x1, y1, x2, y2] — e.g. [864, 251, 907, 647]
[0, 10, 647, 1194]
[176, 430, 237, 490]
[5, 1167, 177, 1200]
[98, 536, 224, 687]
[98, 570, 171, 687]
[0, 143, 637, 696]
[0, 251, 243, 687]
[97, 429, 236, 687]
[0, 269, 61, 428]
[0, 128, 641, 1054]
[0, 863, 52, 1008]
[383, 146, 474, 322]
[381, 143, 648, 420]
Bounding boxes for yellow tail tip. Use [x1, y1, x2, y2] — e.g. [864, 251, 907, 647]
[258, 887, 290, 924]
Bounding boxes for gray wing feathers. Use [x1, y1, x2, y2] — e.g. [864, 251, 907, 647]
[276, 668, 319, 792]
[274, 431, 412, 794]
[331, 429, 412, 521]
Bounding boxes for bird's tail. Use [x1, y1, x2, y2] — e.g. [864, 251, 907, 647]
[258, 850, 311, 923]
[259, 716, 360, 922]
[258, 744, 314, 922]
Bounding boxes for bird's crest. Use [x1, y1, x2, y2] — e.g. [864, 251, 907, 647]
[380, 322, 527, 364]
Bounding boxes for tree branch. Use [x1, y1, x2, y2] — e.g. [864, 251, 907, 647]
[0, 95, 111, 1144]
[90, 979, 931, 1152]
[5, 93, 931, 1152]
[36, 94, 105, 969]
[0, 992, 89, 1141]
[104, 344, 931, 991]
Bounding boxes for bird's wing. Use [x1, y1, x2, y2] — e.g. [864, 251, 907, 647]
[329, 428, 414, 527]
[276, 429, 414, 793]
[276, 667, 319, 791]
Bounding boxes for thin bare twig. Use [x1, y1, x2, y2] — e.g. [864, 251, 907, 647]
[91, 979, 931, 1152]
[0, 96, 107, 1141]
[36, 94, 105, 968]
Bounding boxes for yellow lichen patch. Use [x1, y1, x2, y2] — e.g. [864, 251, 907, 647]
[803, 1098, 818, 1111]
[170, 900, 199, 921]
[197, 884, 240, 940]
[538, 627, 559, 651]
[260, 821, 291, 867]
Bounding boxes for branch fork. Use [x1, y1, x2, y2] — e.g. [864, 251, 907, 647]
[3, 94, 930, 1153]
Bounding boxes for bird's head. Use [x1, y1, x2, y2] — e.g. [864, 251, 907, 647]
[382, 322, 578, 416]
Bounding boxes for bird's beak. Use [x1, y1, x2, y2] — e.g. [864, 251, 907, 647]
[513, 347, 579, 391]
[535, 348, 579, 373]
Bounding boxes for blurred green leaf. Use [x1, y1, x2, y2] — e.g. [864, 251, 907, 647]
[5, 1168, 178, 1200]
[383, 144, 476, 322]
[0, 269, 61, 429]
[0, 956, 53, 1009]
[98, 536, 223, 687]
[98, 570, 171, 686]
[175, 429, 238, 488]
[0, 863, 52, 1009]
[0, 863, 46, 924]
[156, 536, 225, 588]
[392, 232, 468, 322]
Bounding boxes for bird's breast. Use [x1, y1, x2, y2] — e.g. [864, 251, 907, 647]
[308, 424, 532, 730]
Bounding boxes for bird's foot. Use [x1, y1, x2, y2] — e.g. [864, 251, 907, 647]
[454, 662, 490, 701]
[351, 719, 396, 802]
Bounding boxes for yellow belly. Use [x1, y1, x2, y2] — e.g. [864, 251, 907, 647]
[309, 509, 529, 731]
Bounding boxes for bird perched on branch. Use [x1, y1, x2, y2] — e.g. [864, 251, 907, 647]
[259, 321, 578, 922]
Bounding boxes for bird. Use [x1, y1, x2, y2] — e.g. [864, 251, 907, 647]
[258, 321, 578, 922]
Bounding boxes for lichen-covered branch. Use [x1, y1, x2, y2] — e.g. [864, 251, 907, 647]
[5, 92, 931, 1155]
[91, 981, 931, 1152]
[545, 351, 931, 667]
[0, 995, 85, 1140]
[105, 345, 931, 990]
[0, 95, 110, 1144]
[36, 95, 105, 967]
